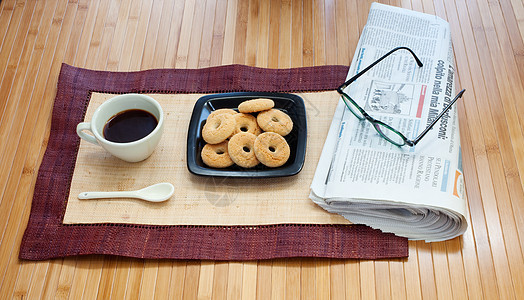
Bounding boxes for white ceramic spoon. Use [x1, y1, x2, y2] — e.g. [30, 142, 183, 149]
[78, 182, 175, 202]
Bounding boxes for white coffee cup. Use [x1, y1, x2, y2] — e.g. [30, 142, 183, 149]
[76, 94, 164, 162]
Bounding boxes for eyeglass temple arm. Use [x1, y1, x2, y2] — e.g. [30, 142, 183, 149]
[338, 47, 423, 92]
[410, 89, 466, 146]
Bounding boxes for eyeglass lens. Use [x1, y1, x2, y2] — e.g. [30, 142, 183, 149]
[341, 94, 365, 120]
[373, 123, 406, 146]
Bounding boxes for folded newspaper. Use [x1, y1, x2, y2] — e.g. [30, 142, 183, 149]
[310, 3, 468, 242]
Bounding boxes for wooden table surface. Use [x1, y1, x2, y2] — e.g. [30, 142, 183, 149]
[1, 0, 524, 299]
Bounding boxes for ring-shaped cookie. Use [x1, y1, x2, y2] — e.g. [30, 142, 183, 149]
[208, 108, 238, 119]
[233, 113, 262, 135]
[228, 132, 259, 168]
[256, 109, 293, 136]
[201, 141, 234, 168]
[238, 98, 275, 113]
[254, 132, 290, 168]
[202, 113, 235, 144]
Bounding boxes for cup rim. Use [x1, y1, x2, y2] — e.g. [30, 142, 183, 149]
[91, 93, 164, 146]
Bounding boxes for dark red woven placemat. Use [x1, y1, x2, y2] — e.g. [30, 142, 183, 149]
[19, 64, 408, 260]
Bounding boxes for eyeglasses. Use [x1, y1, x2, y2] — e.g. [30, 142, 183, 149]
[337, 46, 465, 147]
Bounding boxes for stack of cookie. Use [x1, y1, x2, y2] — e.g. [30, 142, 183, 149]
[200, 98, 293, 169]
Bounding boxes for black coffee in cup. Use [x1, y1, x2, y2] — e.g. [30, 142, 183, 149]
[103, 109, 158, 143]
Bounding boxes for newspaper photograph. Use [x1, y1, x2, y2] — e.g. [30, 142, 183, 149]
[310, 3, 468, 242]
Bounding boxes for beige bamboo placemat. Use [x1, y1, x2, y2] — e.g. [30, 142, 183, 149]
[63, 91, 350, 225]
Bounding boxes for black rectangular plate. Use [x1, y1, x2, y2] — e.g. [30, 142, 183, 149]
[187, 92, 307, 177]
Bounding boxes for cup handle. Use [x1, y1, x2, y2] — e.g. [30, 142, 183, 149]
[76, 122, 99, 145]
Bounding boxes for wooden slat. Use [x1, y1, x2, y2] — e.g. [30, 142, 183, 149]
[128, 0, 153, 70]
[197, 261, 215, 299]
[212, 262, 229, 300]
[285, 259, 301, 299]
[245, 0, 259, 66]
[255, 0, 270, 67]
[106, 0, 133, 70]
[464, 0, 524, 293]
[73, 0, 100, 67]
[0, 0, 42, 245]
[323, 0, 336, 65]
[436, 0, 502, 299]
[416, 242, 437, 299]
[186, 0, 206, 68]
[267, 0, 280, 68]
[359, 260, 376, 300]
[431, 242, 453, 300]
[335, 0, 349, 64]
[317, 259, 332, 299]
[117, 0, 142, 70]
[162, 0, 184, 68]
[83, 0, 109, 69]
[241, 262, 258, 300]
[153, 260, 172, 299]
[182, 262, 200, 300]
[0, 0, 18, 53]
[169, 262, 187, 299]
[300, 259, 315, 300]
[1, 0, 524, 299]
[109, 258, 131, 300]
[0, 0, 27, 123]
[278, 0, 292, 68]
[343, 260, 361, 300]
[290, 0, 302, 67]
[138, 261, 159, 299]
[467, 0, 524, 258]
[126, 260, 145, 300]
[140, 0, 165, 69]
[0, 0, 71, 297]
[374, 261, 391, 300]
[313, 0, 326, 65]
[329, 261, 345, 300]
[198, 0, 217, 68]
[302, 0, 314, 67]
[444, 0, 523, 298]
[233, 0, 248, 65]
[388, 259, 406, 300]
[0, 0, 37, 154]
[210, 0, 228, 67]
[403, 242, 422, 299]
[271, 260, 286, 300]
[175, 0, 196, 68]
